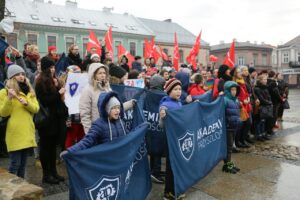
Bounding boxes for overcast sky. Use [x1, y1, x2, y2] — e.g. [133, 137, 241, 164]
[51, 0, 300, 46]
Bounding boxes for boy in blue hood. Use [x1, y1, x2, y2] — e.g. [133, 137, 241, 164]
[62, 91, 128, 154]
[159, 78, 185, 200]
[223, 81, 241, 174]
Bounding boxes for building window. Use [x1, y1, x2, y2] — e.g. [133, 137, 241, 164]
[27, 33, 38, 45]
[47, 35, 57, 48]
[163, 48, 168, 55]
[283, 53, 289, 63]
[272, 54, 277, 65]
[298, 53, 300, 63]
[82, 37, 89, 55]
[262, 54, 267, 66]
[65, 36, 75, 52]
[238, 56, 245, 65]
[253, 53, 258, 66]
[7, 33, 18, 49]
[179, 49, 184, 62]
[129, 42, 136, 56]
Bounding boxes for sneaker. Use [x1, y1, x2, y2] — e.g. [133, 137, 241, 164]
[35, 159, 42, 168]
[163, 192, 185, 200]
[222, 162, 237, 174]
[151, 174, 164, 184]
[177, 193, 186, 200]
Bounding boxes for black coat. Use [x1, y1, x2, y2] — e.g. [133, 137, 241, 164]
[35, 82, 68, 138]
[267, 79, 282, 105]
[67, 53, 83, 69]
[120, 63, 130, 73]
[254, 82, 272, 106]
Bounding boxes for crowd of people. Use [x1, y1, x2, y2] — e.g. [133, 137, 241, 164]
[0, 40, 289, 200]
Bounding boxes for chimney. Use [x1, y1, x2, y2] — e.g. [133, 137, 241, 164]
[220, 40, 224, 44]
[164, 19, 172, 22]
[33, 0, 44, 2]
[48, 0, 52, 4]
[254, 41, 257, 45]
[103, 7, 114, 13]
[261, 41, 265, 45]
[65, 0, 77, 8]
[123, 12, 129, 16]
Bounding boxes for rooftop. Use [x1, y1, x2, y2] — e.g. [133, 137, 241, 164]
[210, 41, 274, 51]
[278, 35, 300, 48]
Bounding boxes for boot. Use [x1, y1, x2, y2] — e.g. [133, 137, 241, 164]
[222, 162, 237, 174]
[43, 175, 59, 184]
[52, 173, 65, 182]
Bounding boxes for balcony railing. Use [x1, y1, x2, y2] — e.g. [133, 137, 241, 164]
[289, 61, 300, 68]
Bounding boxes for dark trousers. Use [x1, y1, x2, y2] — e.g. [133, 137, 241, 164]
[39, 135, 58, 177]
[0, 124, 7, 156]
[224, 129, 234, 163]
[236, 118, 251, 144]
[278, 103, 284, 118]
[272, 104, 280, 127]
[164, 153, 174, 195]
[150, 155, 162, 176]
[8, 148, 30, 178]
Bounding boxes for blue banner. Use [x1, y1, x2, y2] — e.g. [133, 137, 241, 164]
[192, 90, 213, 103]
[64, 123, 151, 200]
[0, 38, 9, 56]
[164, 96, 227, 196]
[55, 52, 69, 75]
[143, 90, 166, 156]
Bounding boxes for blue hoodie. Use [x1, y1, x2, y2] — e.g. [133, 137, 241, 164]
[68, 92, 128, 153]
[224, 81, 241, 130]
[175, 72, 190, 104]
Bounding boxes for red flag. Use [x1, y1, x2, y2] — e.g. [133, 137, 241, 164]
[87, 31, 101, 56]
[159, 45, 168, 61]
[105, 26, 114, 61]
[173, 32, 180, 71]
[209, 55, 218, 62]
[144, 38, 152, 59]
[118, 44, 134, 69]
[212, 78, 220, 99]
[151, 37, 161, 63]
[186, 31, 202, 71]
[223, 40, 235, 69]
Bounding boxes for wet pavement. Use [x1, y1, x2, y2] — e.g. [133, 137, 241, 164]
[1, 89, 300, 200]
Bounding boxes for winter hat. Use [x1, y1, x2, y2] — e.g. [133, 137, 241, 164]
[41, 56, 55, 72]
[109, 64, 127, 79]
[105, 96, 121, 114]
[164, 78, 182, 95]
[48, 46, 56, 53]
[150, 75, 166, 90]
[91, 54, 100, 60]
[248, 67, 256, 74]
[217, 64, 230, 79]
[7, 64, 25, 79]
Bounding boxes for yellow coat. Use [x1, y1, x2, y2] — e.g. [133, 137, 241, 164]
[0, 89, 39, 152]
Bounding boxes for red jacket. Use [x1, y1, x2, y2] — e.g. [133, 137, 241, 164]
[237, 80, 252, 113]
[188, 84, 206, 96]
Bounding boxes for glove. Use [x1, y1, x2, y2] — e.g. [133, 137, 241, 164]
[132, 99, 137, 107]
[60, 150, 68, 159]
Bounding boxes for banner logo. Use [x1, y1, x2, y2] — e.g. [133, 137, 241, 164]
[87, 176, 120, 200]
[69, 82, 79, 97]
[178, 131, 195, 161]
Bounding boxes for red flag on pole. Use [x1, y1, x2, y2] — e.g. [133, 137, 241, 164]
[159, 45, 168, 61]
[186, 31, 202, 71]
[117, 44, 134, 69]
[151, 37, 161, 63]
[144, 38, 152, 59]
[105, 26, 114, 61]
[87, 31, 101, 56]
[173, 32, 180, 71]
[223, 40, 235, 69]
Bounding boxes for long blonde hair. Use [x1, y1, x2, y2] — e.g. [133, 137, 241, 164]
[6, 77, 36, 96]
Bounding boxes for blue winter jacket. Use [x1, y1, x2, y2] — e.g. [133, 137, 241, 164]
[68, 92, 128, 153]
[175, 72, 190, 105]
[224, 81, 241, 130]
[159, 96, 182, 111]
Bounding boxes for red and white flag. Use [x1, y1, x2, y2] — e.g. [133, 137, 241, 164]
[223, 40, 235, 69]
[151, 37, 161, 63]
[105, 26, 114, 61]
[86, 31, 101, 56]
[159, 45, 168, 61]
[186, 31, 202, 71]
[118, 44, 134, 69]
[144, 38, 152, 59]
[173, 32, 180, 71]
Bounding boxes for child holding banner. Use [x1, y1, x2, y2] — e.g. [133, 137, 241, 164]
[223, 81, 241, 174]
[159, 78, 185, 200]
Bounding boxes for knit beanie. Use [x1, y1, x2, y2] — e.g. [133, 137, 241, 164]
[41, 56, 55, 72]
[248, 67, 256, 74]
[7, 64, 25, 79]
[150, 75, 166, 90]
[105, 96, 121, 114]
[48, 46, 56, 53]
[91, 54, 100, 60]
[164, 78, 182, 95]
[109, 65, 127, 79]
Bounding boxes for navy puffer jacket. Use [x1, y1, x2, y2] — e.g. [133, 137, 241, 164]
[224, 81, 241, 130]
[68, 92, 128, 153]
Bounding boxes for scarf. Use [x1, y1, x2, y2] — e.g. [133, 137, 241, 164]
[18, 82, 30, 95]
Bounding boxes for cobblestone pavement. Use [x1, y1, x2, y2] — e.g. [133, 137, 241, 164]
[1, 89, 300, 200]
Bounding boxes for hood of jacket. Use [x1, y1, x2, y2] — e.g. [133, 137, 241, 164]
[175, 72, 190, 92]
[97, 91, 124, 120]
[224, 81, 240, 100]
[88, 63, 109, 85]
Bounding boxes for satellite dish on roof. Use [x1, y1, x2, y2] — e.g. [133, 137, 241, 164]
[0, 18, 14, 34]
